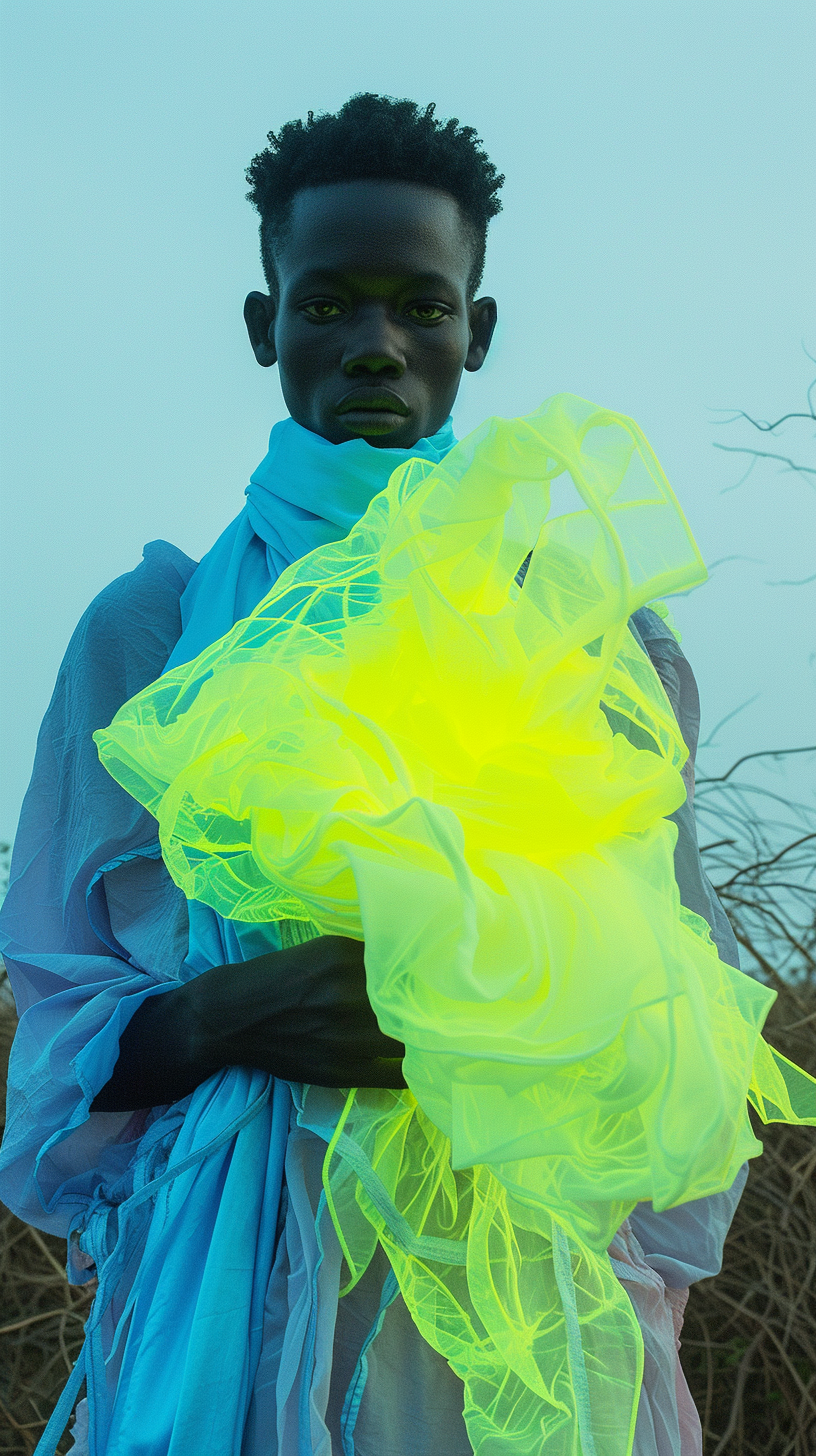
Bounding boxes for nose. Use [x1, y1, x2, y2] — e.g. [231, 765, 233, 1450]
[341, 306, 406, 379]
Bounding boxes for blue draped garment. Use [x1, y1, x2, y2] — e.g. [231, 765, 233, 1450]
[0, 418, 745, 1456]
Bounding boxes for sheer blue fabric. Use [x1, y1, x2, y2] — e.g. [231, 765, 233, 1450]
[0, 541, 197, 1238]
[1, 422, 466, 1454]
[0, 418, 744, 1456]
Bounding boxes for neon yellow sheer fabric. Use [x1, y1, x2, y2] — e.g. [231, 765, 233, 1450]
[95, 395, 816, 1455]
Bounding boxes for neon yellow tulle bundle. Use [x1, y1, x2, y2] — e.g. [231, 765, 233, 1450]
[95, 395, 816, 1455]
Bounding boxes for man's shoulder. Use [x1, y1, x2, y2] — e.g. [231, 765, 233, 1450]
[60, 541, 199, 714]
[78, 540, 196, 641]
[82, 540, 197, 624]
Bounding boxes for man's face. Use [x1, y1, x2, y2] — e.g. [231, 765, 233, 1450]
[244, 179, 497, 449]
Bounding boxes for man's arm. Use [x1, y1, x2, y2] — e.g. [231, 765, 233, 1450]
[91, 934, 406, 1111]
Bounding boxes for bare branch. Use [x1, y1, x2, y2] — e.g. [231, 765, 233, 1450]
[696, 746, 816, 786]
[713, 443, 816, 484]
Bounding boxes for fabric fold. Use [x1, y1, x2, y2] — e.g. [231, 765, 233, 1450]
[93, 395, 816, 1455]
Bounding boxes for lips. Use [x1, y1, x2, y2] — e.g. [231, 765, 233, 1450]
[335, 388, 410, 416]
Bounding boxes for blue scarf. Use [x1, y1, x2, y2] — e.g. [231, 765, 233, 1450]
[165, 415, 457, 672]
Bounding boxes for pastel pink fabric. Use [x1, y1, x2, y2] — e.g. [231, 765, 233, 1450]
[609, 1220, 703, 1456]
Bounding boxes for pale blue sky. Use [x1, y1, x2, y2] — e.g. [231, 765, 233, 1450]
[1, 0, 814, 843]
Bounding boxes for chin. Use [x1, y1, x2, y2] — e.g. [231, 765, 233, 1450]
[335, 414, 419, 446]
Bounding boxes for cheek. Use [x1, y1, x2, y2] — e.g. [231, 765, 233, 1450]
[277, 329, 338, 389]
[422, 333, 470, 380]
[414, 315, 470, 367]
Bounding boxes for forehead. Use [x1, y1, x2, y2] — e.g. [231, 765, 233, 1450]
[277, 180, 472, 286]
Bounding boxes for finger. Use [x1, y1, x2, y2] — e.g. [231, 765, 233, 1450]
[373, 1035, 406, 1057]
[367, 1057, 408, 1089]
[283, 1056, 406, 1089]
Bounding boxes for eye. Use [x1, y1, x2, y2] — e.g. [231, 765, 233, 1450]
[300, 300, 345, 321]
[406, 303, 450, 325]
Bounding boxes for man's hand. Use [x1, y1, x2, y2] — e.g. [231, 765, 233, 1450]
[193, 934, 406, 1089]
[92, 934, 406, 1113]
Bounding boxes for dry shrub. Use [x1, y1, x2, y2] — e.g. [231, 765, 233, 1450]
[680, 970, 816, 1455]
[0, 963, 97, 1455]
[0, 971, 95, 1455]
[680, 747, 816, 1454]
[0, 751, 814, 1453]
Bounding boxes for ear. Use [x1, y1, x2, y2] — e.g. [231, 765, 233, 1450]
[244, 291, 278, 367]
[464, 296, 498, 372]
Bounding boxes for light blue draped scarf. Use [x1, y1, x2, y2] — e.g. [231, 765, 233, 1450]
[165, 414, 457, 672]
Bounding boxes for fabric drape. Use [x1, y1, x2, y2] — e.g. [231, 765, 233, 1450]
[93, 396, 816, 1456]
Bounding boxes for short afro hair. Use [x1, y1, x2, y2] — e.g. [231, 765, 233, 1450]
[246, 93, 504, 300]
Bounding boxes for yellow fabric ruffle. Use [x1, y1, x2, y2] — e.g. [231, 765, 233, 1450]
[95, 394, 816, 1455]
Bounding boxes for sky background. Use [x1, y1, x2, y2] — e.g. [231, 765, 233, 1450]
[1, 0, 814, 845]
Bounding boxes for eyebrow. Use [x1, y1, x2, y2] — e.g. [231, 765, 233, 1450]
[287, 268, 459, 294]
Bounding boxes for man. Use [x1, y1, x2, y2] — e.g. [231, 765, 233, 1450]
[0, 95, 745, 1455]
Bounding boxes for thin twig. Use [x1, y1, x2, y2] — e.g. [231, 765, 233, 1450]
[0, 1304, 87, 1336]
[696, 746, 816, 785]
[713, 443, 816, 479]
[25, 1226, 68, 1284]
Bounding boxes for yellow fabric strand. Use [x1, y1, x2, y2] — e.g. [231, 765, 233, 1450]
[95, 394, 816, 1456]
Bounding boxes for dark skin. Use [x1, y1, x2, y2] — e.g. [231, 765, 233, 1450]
[243, 178, 497, 447]
[92, 180, 497, 1113]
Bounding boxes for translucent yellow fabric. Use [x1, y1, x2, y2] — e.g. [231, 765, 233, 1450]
[95, 395, 816, 1456]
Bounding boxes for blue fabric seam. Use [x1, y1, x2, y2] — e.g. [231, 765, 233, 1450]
[32, 1344, 86, 1456]
[298, 1188, 329, 1456]
[340, 1268, 401, 1456]
[551, 1224, 598, 1456]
